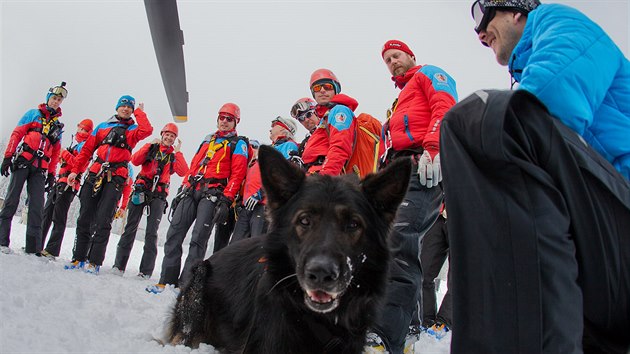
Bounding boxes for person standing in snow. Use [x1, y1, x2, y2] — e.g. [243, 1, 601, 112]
[40, 119, 94, 259]
[147, 103, 249, 293]
[366, 40, 457, 353]
[112, 123, 188, 278]
[0, 83, 66, 255]
[301, 68, 358, 176]
[436, 1, 630, 353]
[64, 96, 153, 275]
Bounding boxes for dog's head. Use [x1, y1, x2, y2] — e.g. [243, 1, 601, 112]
[258, 146, 411, 314]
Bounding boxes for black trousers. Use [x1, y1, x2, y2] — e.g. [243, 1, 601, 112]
[230, 203, 267, 244]
[113, 196, 166, 276]
[441, 90, 630, 354]
[158, 189, 221, 287]
[420, 214, 451, 328]
[0, 164, 45, 253]
[213, 206, 235, 253]
[72, 173, 124, 266]
[41, 183, 76, 256]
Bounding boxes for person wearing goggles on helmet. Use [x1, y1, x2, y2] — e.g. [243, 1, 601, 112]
[300, 68, 359, 176]
[148, 102, 250, 294]
[290, 97, 319, 159]
[111, 123, 188, 279]
[437, 2, 630, 353]
[365, 40, 457, 354]
[65, 95, 153, 275]
[0, 82, 68, 256]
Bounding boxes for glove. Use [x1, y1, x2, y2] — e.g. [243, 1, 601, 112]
[212, 194, 232, 225]
[244, 194, 261, 211]
[417, 150, 441, 188]
[44, 173, 56, 192]
[288, 153, 304, 170]
[1, 157, 12, 177]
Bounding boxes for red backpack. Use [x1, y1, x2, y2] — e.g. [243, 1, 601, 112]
[345, 113, 384, 178]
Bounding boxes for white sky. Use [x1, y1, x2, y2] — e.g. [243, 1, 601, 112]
[1, 0, 629, 159]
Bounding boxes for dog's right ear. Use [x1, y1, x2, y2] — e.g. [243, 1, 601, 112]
[361, 157, 412, 224]
[258, 145, 306, 210]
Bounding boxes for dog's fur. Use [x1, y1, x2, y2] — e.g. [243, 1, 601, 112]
[166, 145, 411, 353]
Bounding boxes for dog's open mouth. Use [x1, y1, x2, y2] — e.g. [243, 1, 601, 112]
[304, 289, 341, 313]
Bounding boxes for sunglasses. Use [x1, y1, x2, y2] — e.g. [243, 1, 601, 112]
[218, 115, 235, 122]
[250, 141, 260, 149]
[471, 0, 496, 35]
[311, 82, 335, 93]
[49, 86, 68, 98]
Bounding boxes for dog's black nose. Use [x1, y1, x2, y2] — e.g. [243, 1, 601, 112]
[304, 255, 340, 286]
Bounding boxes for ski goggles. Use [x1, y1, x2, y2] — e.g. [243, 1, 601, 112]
[49, 85, 68, 98]
[271, 117, 291, 132]
[218, 115, 235, 122]
[471, 0, 496, 34]
[311, 82, 335, 93]
[290, 101, 315, 121]
[119, 98, 135, 106]
[250, 140, 260, 149]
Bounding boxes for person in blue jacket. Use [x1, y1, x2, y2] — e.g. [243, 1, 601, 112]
[437, 1, 630, 353]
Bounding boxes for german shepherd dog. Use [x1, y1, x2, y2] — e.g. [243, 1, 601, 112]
[166, 145, 411, 353]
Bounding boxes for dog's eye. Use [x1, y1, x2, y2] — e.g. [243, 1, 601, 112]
[345, 219, 361, 232]
[298, 215, 310, 227]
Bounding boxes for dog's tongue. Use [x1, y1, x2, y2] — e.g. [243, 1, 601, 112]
[308, 290, 333, 303]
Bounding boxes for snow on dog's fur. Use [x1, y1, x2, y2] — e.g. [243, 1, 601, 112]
[166, 145, 411, 353]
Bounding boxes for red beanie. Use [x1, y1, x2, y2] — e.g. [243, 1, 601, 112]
[381, 40, 415, 58]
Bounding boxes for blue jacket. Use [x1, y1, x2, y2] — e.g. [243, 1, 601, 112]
[509, 4, 630, 180]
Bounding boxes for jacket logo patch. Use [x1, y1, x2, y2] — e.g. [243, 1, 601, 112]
[335, 113, 346, 124]
[434, 73, 447, 83]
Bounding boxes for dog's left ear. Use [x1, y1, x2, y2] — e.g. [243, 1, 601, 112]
[361, 157, 412, 223]
[258, 145, 306, 210]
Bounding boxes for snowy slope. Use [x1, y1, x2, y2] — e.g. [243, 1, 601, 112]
[0, 221, 450, 353]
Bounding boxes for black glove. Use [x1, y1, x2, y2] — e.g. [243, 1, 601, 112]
[212, 194, 232, 225]
[44, 173, 56, 192]
[1, 158, 12, 177]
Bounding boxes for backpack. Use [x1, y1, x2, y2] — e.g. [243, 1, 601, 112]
[344, 113, 383, 178]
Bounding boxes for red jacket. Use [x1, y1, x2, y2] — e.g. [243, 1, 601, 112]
[5, 104, 63, 174]
[118, 176, 133, 210]
[302, 94, 358, 176]
[182, 130, 249, 200]
[57, 132, 90, 191]
[72, 109, 153, 178]
[385, 65, 457, 156]
[131, 142, 188, 196]
[241, 159, 264, 204]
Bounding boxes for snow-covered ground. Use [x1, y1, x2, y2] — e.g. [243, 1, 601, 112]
[0, 220, 450, 353]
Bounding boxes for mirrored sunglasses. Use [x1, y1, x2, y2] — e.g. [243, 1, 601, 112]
[296, 111, 313, 122]
[218, 115, 235, 122]
[311, 82, 335, 93]
[49, 86, 68, 98]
